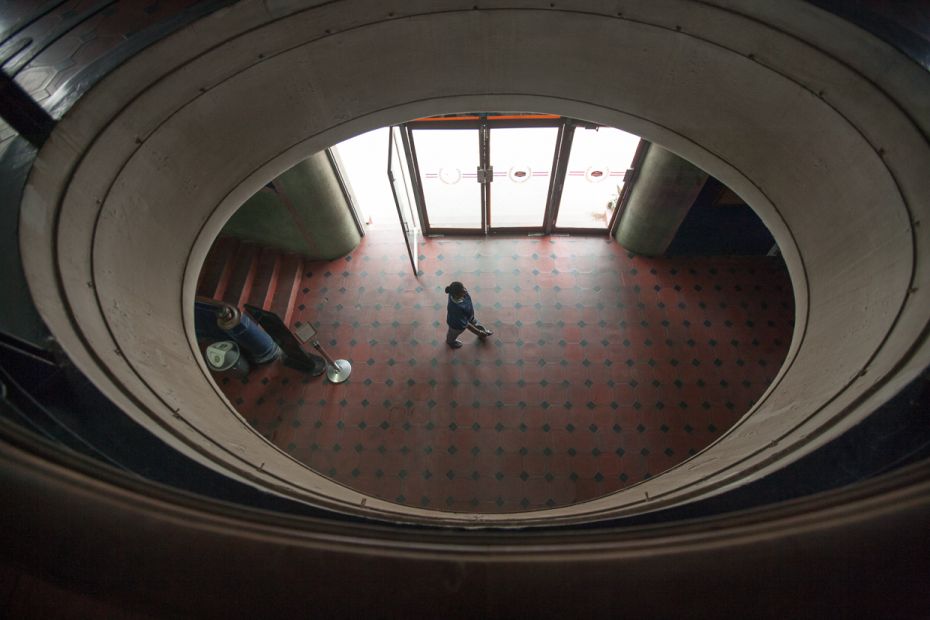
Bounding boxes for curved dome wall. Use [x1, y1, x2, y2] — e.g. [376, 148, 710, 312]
[18, 1, 930, 526]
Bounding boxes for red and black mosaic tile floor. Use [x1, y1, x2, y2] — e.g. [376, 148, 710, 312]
[212, 230, 794, 514]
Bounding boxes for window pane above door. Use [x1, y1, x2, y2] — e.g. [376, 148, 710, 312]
[411, 128, 482, 229]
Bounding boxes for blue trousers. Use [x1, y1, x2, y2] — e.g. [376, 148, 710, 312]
[446, 326, 465, 344]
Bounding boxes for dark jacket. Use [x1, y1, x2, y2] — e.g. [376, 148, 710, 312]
[446, 292, 475, 329]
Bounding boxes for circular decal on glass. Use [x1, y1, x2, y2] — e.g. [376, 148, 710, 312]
[509, 165, 532, 183]
[585, 166, 609, 183]
[439, 167, 463, 184]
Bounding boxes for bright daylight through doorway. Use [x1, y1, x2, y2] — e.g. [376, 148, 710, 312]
[333, 115, 644, 236]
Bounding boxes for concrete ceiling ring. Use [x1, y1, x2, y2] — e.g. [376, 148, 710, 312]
[17, 1, 930, 528]
[186, 92, 814, 518]
[3, 431, 930, 614]
[4, 430, 930, 555]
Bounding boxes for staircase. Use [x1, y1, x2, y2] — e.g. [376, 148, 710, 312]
[196, 236, 305, 327]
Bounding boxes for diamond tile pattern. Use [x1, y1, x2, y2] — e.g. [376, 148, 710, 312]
[210, 230, 793, 514]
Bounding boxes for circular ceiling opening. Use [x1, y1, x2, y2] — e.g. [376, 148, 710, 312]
[193, 115, 795, 515]
[19, 3, 930, 527]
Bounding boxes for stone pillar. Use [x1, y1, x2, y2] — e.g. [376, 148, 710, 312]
[222, 151, 361, 260]
[614, 143, 708, 256]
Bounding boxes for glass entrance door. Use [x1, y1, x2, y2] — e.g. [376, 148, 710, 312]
[409, 126, 482, 231]
[554, 126, 642, 230]
[488, 126, 559, 230]
[388, 126, 420, 276]
[403, 115, 644, 237]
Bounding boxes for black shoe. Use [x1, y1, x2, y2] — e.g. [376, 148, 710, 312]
[448, 339, 463, 349]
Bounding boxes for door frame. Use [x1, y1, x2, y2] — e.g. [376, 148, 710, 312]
[404, 118, 483, 235]
[484, 116, 563, 235]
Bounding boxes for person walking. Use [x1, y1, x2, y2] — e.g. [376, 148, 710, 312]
[444, 281, 493, 348]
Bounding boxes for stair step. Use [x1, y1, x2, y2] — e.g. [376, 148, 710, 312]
[283, 257, 305, 327]
[197, 236, 238, 298]
[197, 237, 308, 327]
[222, 242, 257, 305]
[211, 238, 241, 301]
[275, 255, 304, 327]
[262, 253, 283, 312]
[270, 253, 301, 323]
[237, 246, 260, 309]
[245, 249, 278, 309]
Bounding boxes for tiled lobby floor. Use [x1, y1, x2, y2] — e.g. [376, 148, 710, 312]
[213, 230, 794, 514]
